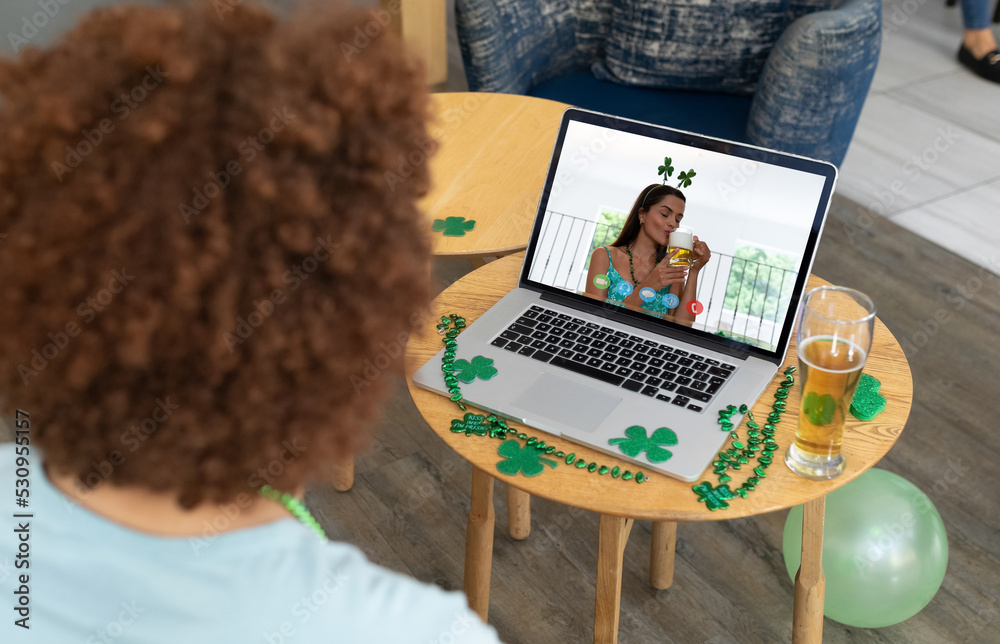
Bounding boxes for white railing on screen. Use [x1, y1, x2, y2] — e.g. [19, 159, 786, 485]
[528, 210, 799, 348]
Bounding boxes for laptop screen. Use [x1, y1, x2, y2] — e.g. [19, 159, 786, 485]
[520, 109, 837, 363]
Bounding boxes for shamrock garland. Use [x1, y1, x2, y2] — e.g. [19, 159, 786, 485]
[432, 216, 476, 237]
[608, 426, 678, 463]
[437, 316, 799, 502]
[692, 365, 797, 510]
[656, 156, 696, 189]
[692, 481, 735, 511]
[450, 413, 492, 437]
[437, 313, 649, 484]
[496, 440, 558, 477]
[453, 356, 498, 383]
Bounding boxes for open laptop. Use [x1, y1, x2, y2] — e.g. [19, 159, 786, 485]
[414, 108, 836, 482]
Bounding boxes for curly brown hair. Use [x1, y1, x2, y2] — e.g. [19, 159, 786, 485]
[0, 1, 434, 508]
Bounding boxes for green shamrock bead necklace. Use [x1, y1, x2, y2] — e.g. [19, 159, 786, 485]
[259, 484, 327, 540]
[437, 313, 650, 484]
[691, 365, 797, 511]
[437, 312, 797, 503]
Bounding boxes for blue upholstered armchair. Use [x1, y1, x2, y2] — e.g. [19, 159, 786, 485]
[456, 0, 881, 166]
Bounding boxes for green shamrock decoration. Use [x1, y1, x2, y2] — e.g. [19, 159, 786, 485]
[692, 481, 735, 511]
[656, 156, 696, 189]
[657, 156, 675, 183]
[608, 425, 678, 463]
[850, 373, 886, 421]
[495, 439, 558, 477]
[802, 391, 837, 426]
[450, 413, 491, 437]
[453, 356, 498, 384]
[432, 216, 476, 237]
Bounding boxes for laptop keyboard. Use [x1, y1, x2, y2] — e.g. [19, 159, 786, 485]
[489, 305, 737, 413]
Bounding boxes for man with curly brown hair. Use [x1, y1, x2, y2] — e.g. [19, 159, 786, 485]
[0, 2, 500, 642]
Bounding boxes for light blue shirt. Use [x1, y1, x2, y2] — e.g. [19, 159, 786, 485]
[0, 444, 500, 643]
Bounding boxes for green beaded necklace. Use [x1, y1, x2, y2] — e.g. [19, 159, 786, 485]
[437, 313, 650, 484]
[692, 365, 797, 511]
[624, 243, 660, 287]
[436, 313, 796, 500]
[259, 484, 327, 540]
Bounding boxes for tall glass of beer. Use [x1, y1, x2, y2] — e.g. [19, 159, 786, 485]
[784, 286, 875, 480]
[668, 226, 694, 266]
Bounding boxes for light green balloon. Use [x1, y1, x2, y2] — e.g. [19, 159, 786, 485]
[782, 468, 948, 628]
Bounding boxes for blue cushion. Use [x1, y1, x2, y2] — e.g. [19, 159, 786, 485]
[455, 0, 613, 94]
[528, 72, 753, 143]
[593, 0, 790, 94]
[748, 0, 881, 166]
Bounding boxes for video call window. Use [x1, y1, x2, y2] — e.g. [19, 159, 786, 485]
[528, 121, 828, 352]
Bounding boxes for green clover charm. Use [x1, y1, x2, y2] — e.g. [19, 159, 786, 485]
[608, 425, 678, 463]
[802, 391, 837, 426]
[850, 373, 886, 421]
[692, 481, 735, 511]
[677, 169, 696, 188]
[657, 156, 674, 183]
[453, 356, 498, 384]
[450, 413, 491, 437]
[495, 439, 558, 477]
[432, 216, 476, 237]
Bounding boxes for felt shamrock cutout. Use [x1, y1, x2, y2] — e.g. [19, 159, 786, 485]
[608, 425, 678, 463]
[657, 156, 674, 183]
[677, 169, 696, 188]
[850, 373, 887, 421]
[802, 391, 837, 426]
[450, 413, 491, 437]
[692, 481, 735, 511]
[495, 439, 558, 477]
[432, 216, 476, 237]
[453, 356, 498, 384]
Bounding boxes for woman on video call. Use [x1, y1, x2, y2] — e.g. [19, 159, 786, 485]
[586, 184, 711, 322]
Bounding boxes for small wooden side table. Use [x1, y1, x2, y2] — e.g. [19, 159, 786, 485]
[404, 252, 913, 643]
[421, 92, 569, 267]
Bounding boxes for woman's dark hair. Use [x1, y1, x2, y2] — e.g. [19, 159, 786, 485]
[0, 2, 434, 508]
[610, 184, 687, 259]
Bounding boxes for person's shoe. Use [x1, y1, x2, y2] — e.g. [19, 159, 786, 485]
[958, 44, 1000, 83]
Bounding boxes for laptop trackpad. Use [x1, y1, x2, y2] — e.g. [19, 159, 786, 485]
[509, 373, 620, 433]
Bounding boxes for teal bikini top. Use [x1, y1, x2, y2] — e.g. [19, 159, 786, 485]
[603, 246, 674, 315]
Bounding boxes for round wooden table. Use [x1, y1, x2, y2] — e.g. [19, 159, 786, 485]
[420, 92, 570, 266]
[405, 253, 913, 644]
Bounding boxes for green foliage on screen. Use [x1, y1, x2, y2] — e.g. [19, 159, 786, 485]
[722, 245, 797, 321]
[582, 208, 627, 272]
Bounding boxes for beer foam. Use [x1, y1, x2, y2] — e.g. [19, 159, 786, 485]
[668, 229, 693, 250]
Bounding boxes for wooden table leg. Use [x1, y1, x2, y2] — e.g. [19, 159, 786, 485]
[649, 520, 677, 590]
[465, 467, 495, 621]
[330, 452, 354, 492]
[507, 486, 531, 540]
[594, 514, 634, 644]
[793, 496, 826, 643]
[466, 256, 488, 269]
